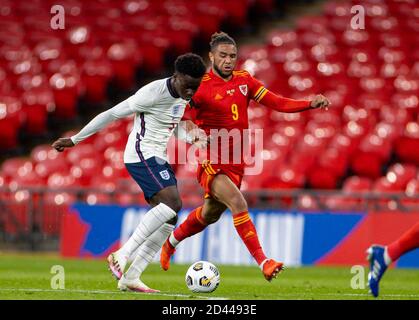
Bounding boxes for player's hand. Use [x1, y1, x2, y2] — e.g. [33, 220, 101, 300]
[51, 137, 75, 152]
[310, 94, 331, 110]
[184, 120, 198, 133]
[190, 128, 209, 149]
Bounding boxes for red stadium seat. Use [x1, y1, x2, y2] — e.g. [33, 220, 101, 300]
[0, 95, 23, 150]
[386, 163, 417, 189]
[308, 167, 339, 189]
[373, 176, 401, 193]
[317, 148, 349, 178]
[70, 156, 104, 186]
[49, 71, 82, 120]
[402, 178, 419, 210]
[262, 164, 305, 189]
[343, 176, 372, 192]
[107, 40, 142, 90]
[395, 122, 419, 165]
[1, 158, 31, 179]
[47, 172, 79, 189]
[81, 58, 113, 103]
[21, 87, 54, 135]
[66, 144, 96, 164]
[84, 192, 113, 205]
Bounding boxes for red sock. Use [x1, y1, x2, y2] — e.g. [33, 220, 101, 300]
[171, 206, 207, 246]
[233, 211, 267, 265]
[387, 222, 419, 261]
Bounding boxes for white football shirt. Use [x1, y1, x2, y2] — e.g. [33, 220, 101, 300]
[70, 78, 188, 163]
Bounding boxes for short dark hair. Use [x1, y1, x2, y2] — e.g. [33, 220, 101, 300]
[210, 31, 236, 51]
[174, 53, 206, 78]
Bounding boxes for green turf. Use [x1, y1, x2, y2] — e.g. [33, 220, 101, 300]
[0, 253, 418, 300]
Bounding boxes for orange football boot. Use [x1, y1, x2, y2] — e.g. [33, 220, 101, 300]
[262, 259, 284, 281]
[160, 239, 176, 271]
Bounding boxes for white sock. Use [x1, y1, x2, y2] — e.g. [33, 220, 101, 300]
[118, 203, 176, 257]
[125, 223, 174, 279]
[169, 232, 180, 248]
[384, 246, 392, 265]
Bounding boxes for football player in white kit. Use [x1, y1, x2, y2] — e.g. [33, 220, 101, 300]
[52, 53, 207, 293]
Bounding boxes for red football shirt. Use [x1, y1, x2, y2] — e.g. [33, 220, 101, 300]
[190, 69, 267, 171]
[186, 69, 311, 173]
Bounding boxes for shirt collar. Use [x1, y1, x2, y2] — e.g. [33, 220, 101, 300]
[166, 77, 180, 98]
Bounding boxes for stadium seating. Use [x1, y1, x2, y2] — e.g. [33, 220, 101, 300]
[0, 0, 418, 224]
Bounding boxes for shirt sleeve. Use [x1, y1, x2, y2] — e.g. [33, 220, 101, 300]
[70, 99, 133, 145]
[248, 74, 268, 103]
[248, 74, 312, 112]
[126, 82, 156, 113]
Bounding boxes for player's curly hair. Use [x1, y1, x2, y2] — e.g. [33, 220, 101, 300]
[210, 31, 236, 51]
[174, 53, 207, 78]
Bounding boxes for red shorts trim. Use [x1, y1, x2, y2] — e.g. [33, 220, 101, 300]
[197, 161, 243, 199]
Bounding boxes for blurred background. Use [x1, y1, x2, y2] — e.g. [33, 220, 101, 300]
[0, 0, 418, 267]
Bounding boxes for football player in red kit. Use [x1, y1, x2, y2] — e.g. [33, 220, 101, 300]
[161, 32, 330, 281]
[367, 222, 419, 297]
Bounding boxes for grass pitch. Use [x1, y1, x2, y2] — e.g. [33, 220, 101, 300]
[0, 253, 418, 300]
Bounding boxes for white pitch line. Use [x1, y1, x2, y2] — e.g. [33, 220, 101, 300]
[1, 288, 418, 299]
[0, 288, 228, 300]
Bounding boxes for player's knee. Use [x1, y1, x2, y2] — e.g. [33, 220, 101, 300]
[168, 197, 182, 213]
[202, 212, 221, 225]
[166, 215, 178, 225]
[204, 214, 221, 225]
[228, 194, 248, 213]
[165, 197, 182, 213]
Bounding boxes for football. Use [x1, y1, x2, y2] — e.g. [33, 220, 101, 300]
[185, 261, 221, 293]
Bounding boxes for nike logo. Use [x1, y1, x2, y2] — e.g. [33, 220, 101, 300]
[201, 275, 216, 286]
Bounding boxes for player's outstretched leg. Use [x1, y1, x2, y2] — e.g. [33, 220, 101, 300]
[160, 206, 207, 271]
[212, 174, 285, 281]
[108, 202, 177, 279]
[366, 245, 390, 298]
[161, 198, 227, 270]
[120, 222, 174, 293]
[367, 222, 419, 297]
[118, 274, 160, 293]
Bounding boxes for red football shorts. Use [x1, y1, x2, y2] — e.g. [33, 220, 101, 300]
[197, 160, 244, 199]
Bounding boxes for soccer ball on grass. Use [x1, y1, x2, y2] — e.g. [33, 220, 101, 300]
[185, 261, 220, 293]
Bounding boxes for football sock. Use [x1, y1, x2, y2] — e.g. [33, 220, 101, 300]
[387, 222, 419, 262]
[233, 211, 267, 265]
[125, 223, 174, 280]
[118, 203, 176, 257]
[169, 206, 207, 247]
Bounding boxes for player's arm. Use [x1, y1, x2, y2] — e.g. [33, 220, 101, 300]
[52, 99, 135, 152]
[174, 120, 209, 149]
[253, 84, 330, 112]
[52, 84, 155, 152]
[245, 71, 330, 112]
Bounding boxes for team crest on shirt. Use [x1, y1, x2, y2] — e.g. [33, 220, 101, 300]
[159, 170, 170, 180]
[172, 104, 182, 116]
[239, 85, 248, 96]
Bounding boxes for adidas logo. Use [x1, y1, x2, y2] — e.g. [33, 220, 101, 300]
[245, 231, 255, 239]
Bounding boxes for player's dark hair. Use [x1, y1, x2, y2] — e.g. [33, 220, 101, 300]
[174, 53, 206, 78]
[210, 31, 236, 51]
